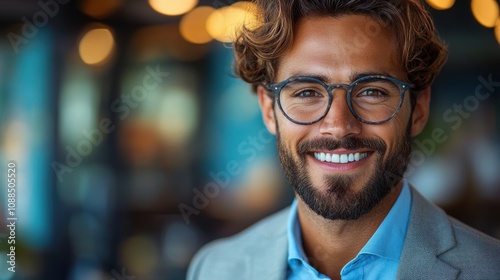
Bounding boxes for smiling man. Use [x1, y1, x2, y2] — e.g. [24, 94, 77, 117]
[187, 1, 500, 279]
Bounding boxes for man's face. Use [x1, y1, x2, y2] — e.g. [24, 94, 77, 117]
[258, 15, 429, 220]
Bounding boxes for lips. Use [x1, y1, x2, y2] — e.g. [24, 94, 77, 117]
[313, 152, 369, 163]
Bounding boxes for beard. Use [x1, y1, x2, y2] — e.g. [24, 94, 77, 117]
[277, 124, 412, 221]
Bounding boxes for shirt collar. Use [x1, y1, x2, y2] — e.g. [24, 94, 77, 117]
[287, 180, 412, 264]
[287, 198, 305, 262]
[359, 180, 411, 260]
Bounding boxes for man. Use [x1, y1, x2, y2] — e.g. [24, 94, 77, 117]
[188, 0, 500, 279]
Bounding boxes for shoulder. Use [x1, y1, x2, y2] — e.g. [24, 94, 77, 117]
[187, 207, 290, 280]
[448, 216, 500, 259]
[410, 186, 500, 253]
[405, 186, 500, 277]
[196, 206, 289, 255]
[439, 215, 500, 278]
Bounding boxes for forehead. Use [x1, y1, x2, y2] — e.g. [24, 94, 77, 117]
[277, 15, 403, 83]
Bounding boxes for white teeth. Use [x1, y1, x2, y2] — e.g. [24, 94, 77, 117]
[314, 152, 369, 164]
[332, 154, 340, 163]
[340, 154, 348, 163]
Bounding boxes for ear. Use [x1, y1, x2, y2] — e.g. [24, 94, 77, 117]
[257, 85, 277, 135]
[410, 87, 431, 137]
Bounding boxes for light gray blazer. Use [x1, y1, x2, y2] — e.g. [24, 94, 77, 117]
[187, 187, 500, 279]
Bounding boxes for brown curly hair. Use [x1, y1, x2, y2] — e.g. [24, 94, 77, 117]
[233, 0, 448, 94]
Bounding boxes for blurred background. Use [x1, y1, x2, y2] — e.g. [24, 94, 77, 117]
[0, 0, 498, 279]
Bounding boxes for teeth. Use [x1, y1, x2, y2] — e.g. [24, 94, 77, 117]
[340, 154, 348, 163]
[314, 152, 369, 163]
[332, 154, 340, 163]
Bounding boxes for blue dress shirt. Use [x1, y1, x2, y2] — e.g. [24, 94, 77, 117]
[287, 181, 412, 280]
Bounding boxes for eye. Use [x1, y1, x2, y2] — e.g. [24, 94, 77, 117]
[295, 90, 322, 98]
[358, 89, 387, 98]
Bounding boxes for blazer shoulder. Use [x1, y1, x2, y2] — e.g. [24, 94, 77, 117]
[448, 216, 500, 257]
[438, 216, 500, 278]
[399, 187, 500, 279]
[187, 206, 290, 280]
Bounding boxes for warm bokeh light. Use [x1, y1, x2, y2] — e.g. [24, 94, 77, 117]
[495, 19, 500, 44]
[471, 0, 499, 28]
[231, 0, 261, 24]
[79, 27, 115, 65]
[426, 0, 455, 10]
[206, 8, 227, 42]
[148, 0, 198, 16]
[180, 6, 215, 44]
[80, 0, 122, 18]
[206, 1, 261, 43]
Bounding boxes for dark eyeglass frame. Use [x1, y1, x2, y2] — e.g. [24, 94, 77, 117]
[266, 75, 415, 125]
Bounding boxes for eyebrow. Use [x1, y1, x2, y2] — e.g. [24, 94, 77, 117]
[350, 71, 398, 81]
[283, 71, 399, 84]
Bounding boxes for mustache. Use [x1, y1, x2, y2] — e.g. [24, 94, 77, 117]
[297, 137, 387, 155]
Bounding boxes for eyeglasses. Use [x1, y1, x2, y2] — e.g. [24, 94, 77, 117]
[266, 75, 414, 125]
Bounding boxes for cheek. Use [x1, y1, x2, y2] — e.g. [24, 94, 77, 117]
[381, 95, 413, 135]
[276, 114, 309, 140]
[276, 119, 318, 158]
[362, 103, 411, 153]
[378, 106, 412, 154]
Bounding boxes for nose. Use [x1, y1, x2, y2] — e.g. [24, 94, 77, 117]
[318, 89, 362, 138]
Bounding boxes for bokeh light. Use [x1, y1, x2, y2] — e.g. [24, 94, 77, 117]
[180, 6, 215, 44]
[148, 0, 198, 16]
[471, 0, 499, 28]
[206, 1, 261, 43]
[78, 27, 115, 65]
[426, 0, 455, 10]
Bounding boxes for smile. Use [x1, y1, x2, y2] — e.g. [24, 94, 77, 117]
[313, 152, 368, 163]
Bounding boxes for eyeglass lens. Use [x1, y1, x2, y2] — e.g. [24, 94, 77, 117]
[278, 77, 403, 123]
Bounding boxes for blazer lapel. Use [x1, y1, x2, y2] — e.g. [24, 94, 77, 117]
[244, 207, 289, 280]
[397, 187, 460, 279]
[248, 230, 288, 279]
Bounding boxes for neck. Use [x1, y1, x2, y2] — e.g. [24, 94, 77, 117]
[296, 181, 403, 280]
